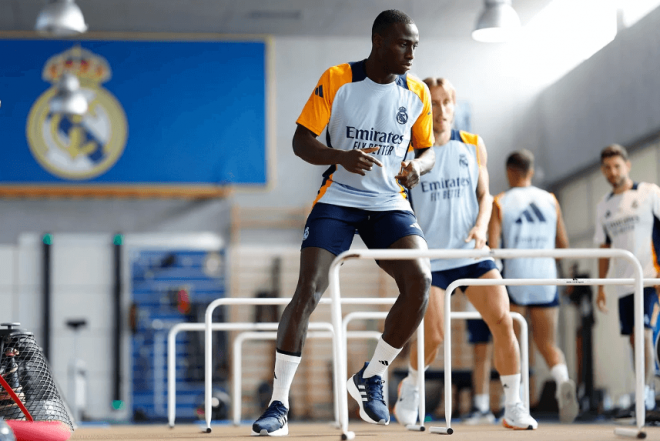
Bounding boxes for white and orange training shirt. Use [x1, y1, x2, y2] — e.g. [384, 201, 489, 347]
[594, 182, 660, 297]
[296, 59, 434, 212]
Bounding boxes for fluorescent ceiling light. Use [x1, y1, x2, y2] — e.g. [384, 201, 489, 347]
[35, 0, 88, 36]
[472, 0, 521, 43]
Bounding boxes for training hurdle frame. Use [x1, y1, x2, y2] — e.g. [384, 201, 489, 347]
[430, 276, 660, 437]
[198, 296, 528, 432]
[203, 297, 407, 432]
[168, 321, 338, 428]
[345, 310, 529, 432]
[328, 248, 646, 440]
[232, 330, 382, 426]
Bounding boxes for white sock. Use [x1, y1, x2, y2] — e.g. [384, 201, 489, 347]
[646, 385, 656, 410]
[500, 374, 522, 406]
[363, 337, 401, 379]
[406, 365, 419, 385]
[474, 394, 490, 413]
[270, 351, 301, 409]
[404, 364, 429, 388]
[550, 363, 569, 386]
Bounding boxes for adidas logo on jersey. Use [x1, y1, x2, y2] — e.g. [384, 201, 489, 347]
[314, 85, 324, 98]
[379, 360, 389, 366]
[515, 203, 547, 224]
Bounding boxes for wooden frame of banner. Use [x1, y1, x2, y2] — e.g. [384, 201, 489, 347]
[0, 184, 234, 199]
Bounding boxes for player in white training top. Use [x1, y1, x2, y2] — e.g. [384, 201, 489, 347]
[594, 144, 660, 413]
[252, 10, 436, 436]
[394, 78, 538, 430]
[488, 149, 578, 423]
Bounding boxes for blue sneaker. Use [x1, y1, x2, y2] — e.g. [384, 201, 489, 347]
[251, 401, 288, 436]
[347, 362, 389, 425]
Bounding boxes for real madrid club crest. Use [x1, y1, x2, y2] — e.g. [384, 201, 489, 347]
[396, 106, 408, 125]
[26, 45, 128, 180]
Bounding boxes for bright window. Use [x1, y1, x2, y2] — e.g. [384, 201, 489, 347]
[513, 0, 617, 87]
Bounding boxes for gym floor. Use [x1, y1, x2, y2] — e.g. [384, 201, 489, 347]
[69, 422, 660, 440]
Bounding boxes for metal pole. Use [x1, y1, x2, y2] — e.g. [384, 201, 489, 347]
[113, 233, 122, 404]
[42, 233, 51, 361]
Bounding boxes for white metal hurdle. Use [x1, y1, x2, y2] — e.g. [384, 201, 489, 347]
[431, 276, 659, 436]
[328, 248, 647, 440]
[168, 321, 336, 428]
[203, 297, 404, 432]
[342, 310, 529, 432]
[232, 330, 382, 426]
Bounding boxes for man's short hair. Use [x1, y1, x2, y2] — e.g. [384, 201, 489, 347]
[506, 149, 534, 174]
[372, 10, 414, 38]
[600, 144, 628, 163]
[423, 77, 456, 103]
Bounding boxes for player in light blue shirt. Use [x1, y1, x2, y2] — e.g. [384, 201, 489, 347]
[394, 78, 537, 430]
[489, 150, 577, 423]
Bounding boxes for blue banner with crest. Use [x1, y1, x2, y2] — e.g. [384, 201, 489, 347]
[0, 38, 267, 195]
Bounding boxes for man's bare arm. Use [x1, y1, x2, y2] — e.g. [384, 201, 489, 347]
[292, 124, 383, 176]
[596, 243, 611, 313]
[466, 139, 492, 249]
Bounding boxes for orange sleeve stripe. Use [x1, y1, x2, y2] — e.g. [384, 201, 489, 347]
[296, 64, 352, 136]
[459, 131, 479, 146]
[459, 131, 481, 166]
[407, 75, 435, 149]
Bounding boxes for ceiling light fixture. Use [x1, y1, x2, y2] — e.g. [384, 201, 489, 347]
[50, 73, 88, 116]
[472, 0, 521, 43]
[35, 0, 88, 36]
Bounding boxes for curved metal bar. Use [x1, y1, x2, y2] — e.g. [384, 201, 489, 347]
[328, 248, 647, 438]
[202, 296, 398, 431]
[232, 330, 382, 426]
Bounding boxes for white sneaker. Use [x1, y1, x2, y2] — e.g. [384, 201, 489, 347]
[463, 407, 496, 425]
[557, 380, 579, 423]
[393, 378, 419, 426]
[502, 402, 538, 430]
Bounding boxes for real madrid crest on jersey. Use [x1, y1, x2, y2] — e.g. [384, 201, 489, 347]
[26, 45, 127, 180]
[459, 154, 468, 168]
[396, 106, 408, 124]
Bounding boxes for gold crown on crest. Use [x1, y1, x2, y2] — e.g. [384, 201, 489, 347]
[42, 45, 111, 85]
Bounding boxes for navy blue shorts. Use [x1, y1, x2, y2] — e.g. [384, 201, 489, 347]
[301, 202, 425, 255]
[618, 287, 659, 336]
[508, 288, 560, 308]
[466, 319, 491, 344]
[431, 260, 498, 291]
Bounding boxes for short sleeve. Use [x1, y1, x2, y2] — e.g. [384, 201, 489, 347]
[407, 78, 434, 149]
[296, 64, 352, 136]
[651, 183, 660, 218]
[593, 205, 610, 245]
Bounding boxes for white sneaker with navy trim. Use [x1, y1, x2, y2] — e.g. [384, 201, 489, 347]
[502, 402, 538, 430]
